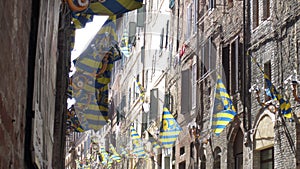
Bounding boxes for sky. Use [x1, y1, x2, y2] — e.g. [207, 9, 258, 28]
[71, 15, 108, 61]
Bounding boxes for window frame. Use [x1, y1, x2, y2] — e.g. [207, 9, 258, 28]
[260, 147, 274, 169]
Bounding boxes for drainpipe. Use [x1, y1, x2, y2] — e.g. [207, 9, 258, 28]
[243, 0, 251, 146]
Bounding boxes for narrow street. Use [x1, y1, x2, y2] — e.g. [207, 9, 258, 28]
[0, 0, 300, 169]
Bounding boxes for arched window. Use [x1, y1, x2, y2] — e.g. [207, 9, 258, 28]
[253, 114, 275, 169]
[213, 147, 221, 169]
[234, 129, 244, 169]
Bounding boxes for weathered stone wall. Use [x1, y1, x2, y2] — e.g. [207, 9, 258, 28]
[0, 0, 32, 168]
[0, 0, 69, 168]
[249, 0, 300, 168]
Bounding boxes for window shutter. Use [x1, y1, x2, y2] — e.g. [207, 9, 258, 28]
[222, 45, 230, 90]
[129, 22, 137, 45]
[137, 5, 145, 27]
[150, 88, 159, 122]
[160, 28, 164, 49]
[181, 69, 191, 114]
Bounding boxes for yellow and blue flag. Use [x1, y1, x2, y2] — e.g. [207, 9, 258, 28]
[211, 75, 237, 136]
[99, 145, 109, 165]
[71, 15, 121, 131]
[130, 126, 146, 158]
[135, 77, 146, 101]
[152, 141, 161, 149]
[159, 107, 182, 148]
[120, 146, 129, 157]
[120, 32, 131, 57]
[109, 144, 121, 162]
[69, 0, 143, 28]
[264, 74, 292, 118]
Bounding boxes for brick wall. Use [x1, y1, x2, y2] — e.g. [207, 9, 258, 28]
[249, 0, 300, 169]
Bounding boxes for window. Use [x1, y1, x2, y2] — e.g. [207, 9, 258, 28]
[129, 22, 137, 45]
[181, 69, 191, 114]
[172, 147, 176, 160]
[228, 0, 233, 8]
[160, 28, 164, 49]
[164, 92, 173, 112]
[234, 129, 244, 169]
[209, 0, 216, 9]
[260, 147, 274, 169]
[128, 88, 131, 108]
[190, 142, 194, 158]
[201, 155, 206, 169]
[179, 161, 186, 169]
[252, 0, 259, 28]
[193, 0, 198, 34]
[165, 20, 169, 48]
[133, 82, 136, 101]
[222, 38, 241, 95]
[164, 157, 171, 169]
[135, 75, 140, 99]
[262, 0, 270, 20]
[180, 146, 185, 155]
[230, 39, 241, 94]
[192, 62, 197, 109]
[213, 147, 221, 169]
[142, 112, 148, 132]
[150, 88, 159, 123]
[186, 4, 192, 40]
[201, 38, 216, 77]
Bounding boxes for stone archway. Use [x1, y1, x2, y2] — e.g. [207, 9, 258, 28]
[254, 111, 275, 150]
[253, 109, 275, 169]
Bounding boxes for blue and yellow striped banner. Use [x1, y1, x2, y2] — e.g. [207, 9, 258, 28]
[109, 144, 121, 162]
[72, 15, 121, 131]
[264, 74, 292, 118]
[69, 0, 143, 28]
[159, 107, 182, 148]
[212, 76, 237, 136]
[135, 77, 146, 101]
[152, 141, 161, 149]
[99, 145, 109, 165]
[87, 0, 143, 16]
[130, 126, 146, 158]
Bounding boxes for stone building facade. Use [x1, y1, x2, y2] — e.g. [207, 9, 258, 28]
[0, 1, 70, 168]
[168, 0, 248, 168]
[99, 0, 300, 169]
[248, 0, 300, 169]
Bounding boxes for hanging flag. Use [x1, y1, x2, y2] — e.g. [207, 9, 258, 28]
[72, 15, 121, 131]
[109, 144, 121, 162]
[135, 77, 146, 101]
[71, 13, 94, 29]
[67, 107, 85, 132]
[107, 156, 113, 169]
[152, 141, 161, 149]
[67, 0, 143, 28]
[159, 107, 182, 148]
[264, 74, 292, 118]
[130, 126, 147, 158]
[211, 75, 237, 136]
[120, 32, 131, 57]
[99, 146, 109, 165]
[120, 146, 129, 157]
